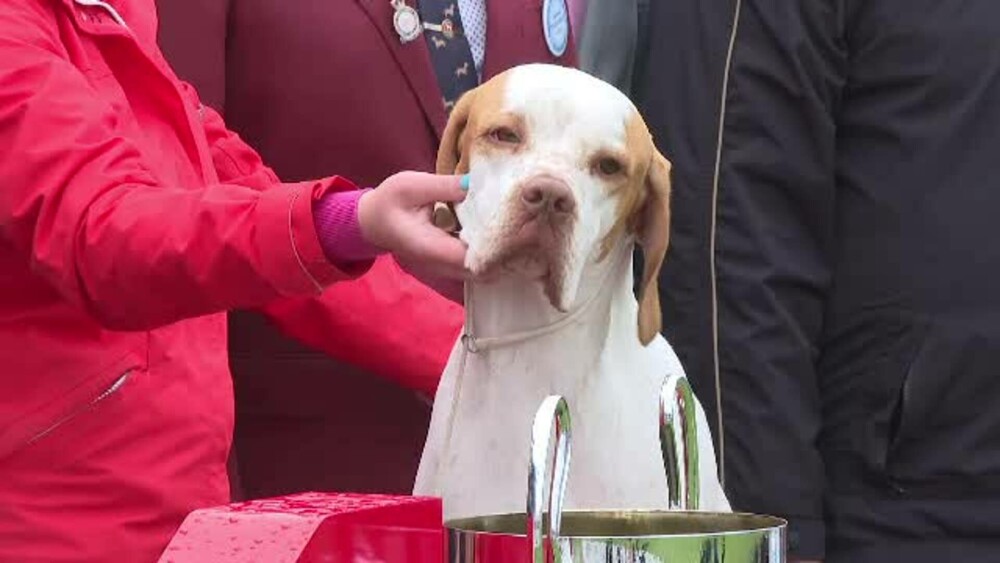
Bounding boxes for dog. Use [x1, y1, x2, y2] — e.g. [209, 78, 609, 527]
[414, 64, 730, 520]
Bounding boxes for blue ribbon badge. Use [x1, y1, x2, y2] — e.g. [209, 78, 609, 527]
[542, 0, 570, 58]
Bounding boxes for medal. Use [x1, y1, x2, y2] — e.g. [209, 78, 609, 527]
[542, 0, 570, 57]
[391, 0, 422, 43]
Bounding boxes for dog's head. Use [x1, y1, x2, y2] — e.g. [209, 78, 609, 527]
[438, 64, 671, 345]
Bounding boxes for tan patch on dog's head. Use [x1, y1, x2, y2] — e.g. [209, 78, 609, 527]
[435, 73, 524, 233]
[596, 109, 673, 345]
[436, 72, 518, 175]
[599, 110, 659, 256]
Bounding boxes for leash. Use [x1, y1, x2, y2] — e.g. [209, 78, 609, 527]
[430, 248, 629, 486]
[462, 246, 630, 352]
[460, 246, 629, 353]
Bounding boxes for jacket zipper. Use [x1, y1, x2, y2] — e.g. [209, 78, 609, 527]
[72, 0, 129, 29]
[26, 371, 133, 446]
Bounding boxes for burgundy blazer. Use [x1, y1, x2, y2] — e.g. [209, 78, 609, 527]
[157, 0, 576, 497]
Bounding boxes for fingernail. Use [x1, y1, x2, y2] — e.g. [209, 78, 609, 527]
[460, 175, 471, 191]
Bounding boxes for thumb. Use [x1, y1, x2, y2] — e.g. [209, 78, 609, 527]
[411, 228, 470, 277]
[404, 173, 468, 206]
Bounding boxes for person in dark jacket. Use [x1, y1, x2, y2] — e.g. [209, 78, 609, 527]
[574, 0, 644, 96]
[633, 1, 1000, 562]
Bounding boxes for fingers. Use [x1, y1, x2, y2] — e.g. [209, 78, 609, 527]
[407, 229, 470, 280]
[397, 172, 468, 206]
[366, 170, 472, 281]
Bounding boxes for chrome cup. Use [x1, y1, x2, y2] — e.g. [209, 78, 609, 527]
[445, 375, 787, 562]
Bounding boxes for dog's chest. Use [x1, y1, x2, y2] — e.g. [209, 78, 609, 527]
[434, 339, 672, 516]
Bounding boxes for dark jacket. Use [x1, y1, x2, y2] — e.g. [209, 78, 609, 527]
[156, 0, 576, 499]
[634, 1, 1000, 561]
[576, 0, 641, 95]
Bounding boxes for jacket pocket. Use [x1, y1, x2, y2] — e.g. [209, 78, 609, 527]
[885, 319, 1000, 484]
[818, 308, 928, 477]
[25, 369, 135, 448]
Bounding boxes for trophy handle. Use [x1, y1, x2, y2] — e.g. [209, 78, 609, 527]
[526, 395, 572, 563]
[660, 373, 700, 511]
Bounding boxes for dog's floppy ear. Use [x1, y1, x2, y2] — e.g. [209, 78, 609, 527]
[636, 151, 672, 346]
[436, 90, 476, 174]
[433, 91, 477, 231]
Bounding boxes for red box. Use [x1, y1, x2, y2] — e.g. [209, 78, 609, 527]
[157, 492, 445, 563]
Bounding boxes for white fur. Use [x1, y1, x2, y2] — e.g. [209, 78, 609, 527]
[458, 65, 633, 309]
[414, 65, 730, 520]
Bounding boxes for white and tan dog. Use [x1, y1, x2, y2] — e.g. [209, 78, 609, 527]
[414, 64, 730, 520]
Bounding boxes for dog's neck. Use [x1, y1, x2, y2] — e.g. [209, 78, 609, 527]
[463, 241, 640, 357]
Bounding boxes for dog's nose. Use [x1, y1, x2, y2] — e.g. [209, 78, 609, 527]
[519, 177, 575, 216]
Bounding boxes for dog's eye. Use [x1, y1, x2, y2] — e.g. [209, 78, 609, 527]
[596, 157, 624, 176]
[489, 127, 521, 145]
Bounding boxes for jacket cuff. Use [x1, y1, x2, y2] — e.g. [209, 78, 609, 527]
[312, 188, 384, 268]
[787, 516, 825, 561]
[255, 176, 370, 296]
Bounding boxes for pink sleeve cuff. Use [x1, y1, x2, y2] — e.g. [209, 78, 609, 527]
[312, 188, 384, 268]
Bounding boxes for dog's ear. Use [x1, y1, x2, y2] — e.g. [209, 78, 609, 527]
[436, 90, 477, 174]
[636, 151, 672, 346]
[433, 90, 477, 231]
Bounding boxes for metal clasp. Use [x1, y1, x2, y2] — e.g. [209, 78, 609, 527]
[461, 332, 480, 354]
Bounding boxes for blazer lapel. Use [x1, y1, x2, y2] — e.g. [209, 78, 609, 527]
[355, 0, 448, 139]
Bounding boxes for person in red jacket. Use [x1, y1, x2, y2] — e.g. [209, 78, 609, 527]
[0, 1, 470, 561]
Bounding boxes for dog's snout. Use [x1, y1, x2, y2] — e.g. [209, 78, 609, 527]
[519, 177, 575, 216]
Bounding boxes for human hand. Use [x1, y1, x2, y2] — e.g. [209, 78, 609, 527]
[397, 258, 466, 304]
[358, 172, 470, 283]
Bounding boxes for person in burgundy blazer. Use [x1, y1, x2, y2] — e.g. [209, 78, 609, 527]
[156, 0, 577, 499]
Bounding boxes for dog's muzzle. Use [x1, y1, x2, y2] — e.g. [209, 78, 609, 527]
[472, 175, 578, 309]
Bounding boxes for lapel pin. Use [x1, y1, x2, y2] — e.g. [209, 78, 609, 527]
[422, 17, 456, 39]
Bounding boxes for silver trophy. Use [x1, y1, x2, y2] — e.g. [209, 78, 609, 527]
[446, 374, 787, 562]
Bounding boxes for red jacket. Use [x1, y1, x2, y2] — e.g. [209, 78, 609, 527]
[0, 0, 377, 560]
